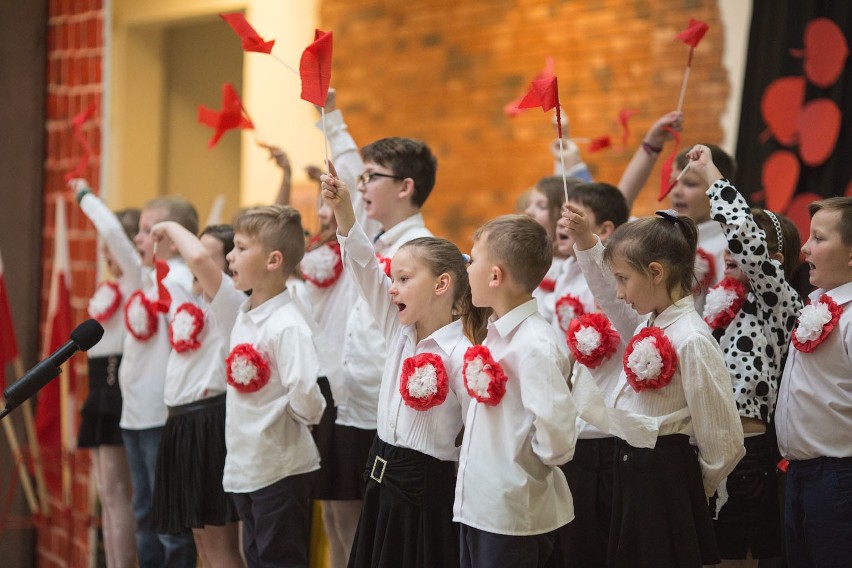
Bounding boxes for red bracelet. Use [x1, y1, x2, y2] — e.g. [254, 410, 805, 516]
[641, 140, 662, 155]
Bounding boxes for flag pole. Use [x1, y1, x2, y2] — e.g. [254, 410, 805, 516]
[0, 394, 40, 515]
[676, 48, 694, 113]
[321, 107, 330, 171]
[13, 357, 50, 514]
[59, 359, 71, 507]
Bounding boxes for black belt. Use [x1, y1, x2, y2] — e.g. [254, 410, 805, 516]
[167, 393, 226, 417]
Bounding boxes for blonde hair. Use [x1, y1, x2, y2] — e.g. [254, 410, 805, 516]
[144, 197, 198, 235]
[233, 205, 305, 277]
[472, 215, 552, 293]
[809, 196, 852, 246]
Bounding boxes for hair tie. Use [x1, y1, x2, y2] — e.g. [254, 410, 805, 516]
[765, 211, 783, 255]
[655, 209, 681, 224]
[461, 253, 471, 265]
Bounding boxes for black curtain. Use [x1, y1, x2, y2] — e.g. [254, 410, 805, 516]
[735, 1, 851, 204]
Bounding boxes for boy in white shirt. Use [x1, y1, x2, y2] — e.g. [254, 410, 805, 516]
[456, 214, 578, 568]
[775, 196, 852, 567]
[223, 204, 326, 567]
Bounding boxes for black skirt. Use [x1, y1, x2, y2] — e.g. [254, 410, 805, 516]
[347, 437, 459, 568]
[608, 435, 720, 568]
[152, 394, 239, 533]
[77, 355, 124, 448]
[311, 377, 376, 500]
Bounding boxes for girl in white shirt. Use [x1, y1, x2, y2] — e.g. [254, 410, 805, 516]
[322, 170, 489, 568]
[564, 203, 744, 568]
[148, 222, 245, 568]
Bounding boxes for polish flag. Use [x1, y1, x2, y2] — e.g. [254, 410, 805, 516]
[0, 247, 19, 391]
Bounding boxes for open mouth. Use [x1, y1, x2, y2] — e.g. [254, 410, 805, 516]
[396, 303, 406, 313]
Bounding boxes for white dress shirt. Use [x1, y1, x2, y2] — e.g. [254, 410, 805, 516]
[533, 256, 567, 325]
[163, 276, 245, 407]
[339, 222, 470, 461]
[453, 299, 578, 535]
[222, 290, 326, 493]
[695, 219, 727, 314]
[87, 276, 132, 358]
[549, 256, 597, 353]
[776, 282, 852, 461]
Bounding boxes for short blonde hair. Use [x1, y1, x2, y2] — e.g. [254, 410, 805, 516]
[144, 196, 198, 235]
[233, 204, 305, 277]
[809, 197, 852, 246]
[472, 215, 552, 293]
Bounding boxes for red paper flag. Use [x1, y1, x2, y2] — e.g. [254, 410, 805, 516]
[589, 135, 612, 152]
[36, 198, 75, 482]
[154, 257, 171, 313]
[505, 57, 555, 117]
[518, 76, 563, 137]
[0, 247, 19, 391]
[198, 83, 254, 149]
[220, 13, 275, 54]
[65, 104, 97, 183]
[300, 29, 333, 107]
[618, 108, 637, 148]
[658, 127, 681, 201]
[676, 18, 709, 49]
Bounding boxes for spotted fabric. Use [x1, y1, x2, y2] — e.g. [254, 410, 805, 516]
[707, 180, 803, 421]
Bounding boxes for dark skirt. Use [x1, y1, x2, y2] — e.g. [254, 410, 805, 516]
[311, 377, 376, 500]
[152, 394, 239, 533]
[347, 437, 459, 568]
[77, 355, 124, 448]
[609, 435, 720, 568]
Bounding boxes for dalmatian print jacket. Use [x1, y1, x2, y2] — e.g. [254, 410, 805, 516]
[707, 180, 803, 422]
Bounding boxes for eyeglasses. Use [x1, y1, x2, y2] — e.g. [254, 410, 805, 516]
[357, 172, 404, 186]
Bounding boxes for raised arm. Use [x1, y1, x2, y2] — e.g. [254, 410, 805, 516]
[617, 111, 683, 208]
[267, 146, 292, 206]
[150, 221, 222, 301]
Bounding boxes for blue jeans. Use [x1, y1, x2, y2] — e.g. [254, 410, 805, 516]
[785, 457, 852, 568]
[122, 427, 196, 568]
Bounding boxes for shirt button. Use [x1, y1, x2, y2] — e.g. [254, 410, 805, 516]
[389, 421, 396, 429]
[622, 455, 628, 462]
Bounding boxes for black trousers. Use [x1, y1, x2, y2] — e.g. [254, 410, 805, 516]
[460, 523, 559, 568]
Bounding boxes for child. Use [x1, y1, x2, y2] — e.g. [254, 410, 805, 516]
[775, 196, 852, 567]
[321, 170, 488, 568]
[148, 221, 245, 568]
[72, 180, 139, 568]
[223, 204, 326, 567]
[565, 203, 744, 567]
[685, 145, 803, 565]
[73, 183, 198, 567]
[456, 214, 578, 568]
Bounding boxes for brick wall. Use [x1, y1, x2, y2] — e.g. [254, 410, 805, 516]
[320, 0, 728, 248]
[39, 0, 103, 565]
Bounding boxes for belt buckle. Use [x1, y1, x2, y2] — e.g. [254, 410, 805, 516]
[370, 455, 387, 484]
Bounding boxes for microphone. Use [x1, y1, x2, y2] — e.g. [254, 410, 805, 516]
[0, 319, 104, 420]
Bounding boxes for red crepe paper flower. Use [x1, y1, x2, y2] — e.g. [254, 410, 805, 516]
[658, 126, 681, 201]
[88, 281, 122, 323]
[198, 83, 254, 149]
[220, 13, 275, 54]
[169, 302, 205, 353]
[618, 108, 637, 148]
[676, 18, 709, 49]
[792, 294, 842, 353]
[124, 290, 158, 341]
[623, 326, 678, 392]
[300, 241, 343, 288]
[566, 313, 620, 369]
[589, 135, 612, 153]
[300, 29, 333, 107]
[399, 352, 449, 411]
[505, 57, 555, 118]
[65, 104, 97, 182]
[226, 343, 272, 393]
[703, 277, 747, 330]
[555, 293, 586, 332]
[376, 253, 392, 278]
[463, 345, 508, 406]
[692, 247, 717, 293]
[154, 257, 171, 313]
[538, 278, 556, 293]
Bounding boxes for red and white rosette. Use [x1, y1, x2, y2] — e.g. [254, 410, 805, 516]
[226, 343, 272, 393]
[462, 345, 508, 406]
[566, 313, 620, 369]
[538, 278, 556, 293]
[792, 294, 842, 353]
[168, 302, 205, 353]
[300, 240, 343, 288]
[703, 277, 747, 330]
[555, 293, 586, 331]
[376, 253, 392, 278]
[692, 247, 717, 293]
[88, 281, 122, 322]
[124, 290, 158, 341]
[399, 352, 449, 411]
[623, 326, 678, 392]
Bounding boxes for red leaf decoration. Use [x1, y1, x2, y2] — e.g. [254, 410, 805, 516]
[796, 18, 849, 88]
[784, 192, 822, 244]
[220, 13, 275, 54]
[796, 98, 841, 167]
[197, 83, 254, 149]
[658, 127, 681, 201]
[155, 257, 171, 313]
[505, 57, 555, 117]
[300, 29, 333, 107]
[676, 18, 709, 49]
[762, 150, 800, 213]
[589, 135, 612, 153]
[760, 76, 805, 146]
